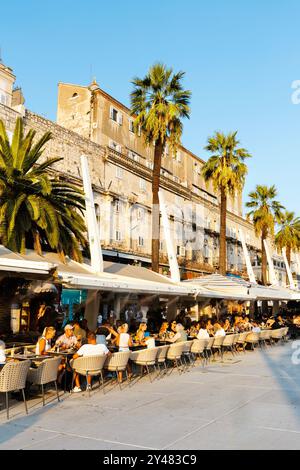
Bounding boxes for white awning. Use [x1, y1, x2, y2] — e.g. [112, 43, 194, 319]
[184, 274, 256, 301]
[0, 245, 55, 275]
[229, 276, 296, 300]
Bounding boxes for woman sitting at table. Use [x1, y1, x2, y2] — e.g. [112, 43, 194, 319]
[167, 323, 187, 343]
[213, 322, 226, 337]
[223, 318, 232, 332]
[135, 322, 147, 345]
[35, 326, 56, 355]
[206, 319, 215, 336]
[189, 321, 200, 338]
[110, 323, 133, 352]
[197, 321, 210, 340]
[158, 322, 169, 340]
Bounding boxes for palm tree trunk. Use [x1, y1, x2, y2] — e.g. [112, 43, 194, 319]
[32, 230, 42, 256]
[261, 232, 268, 285]
[151, 140, 164, 272]
[286, 246, 291, 267]
[219, 188, 227, 275]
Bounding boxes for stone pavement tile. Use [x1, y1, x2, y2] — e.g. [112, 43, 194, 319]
[219, 401, 300, 432]
[0, 423, 58, 450]
[165, 421, 300, 450]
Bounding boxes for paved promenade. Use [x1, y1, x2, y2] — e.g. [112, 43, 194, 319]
[0, 342, 300, 450]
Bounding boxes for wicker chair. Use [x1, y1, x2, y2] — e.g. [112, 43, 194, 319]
[104, 351, 131, 390]
[258, 329, 270, 348]
[27, 357, 61, 406]
[130, 348, 158, 382]
[245, 332, 260, 350]
[0, 360, 31, 419]
[204, 337, 215, 363]
[155, 345, 169, 377]
[221, 334, 236, 357]
[191, 339, 207, 365]
[235, 332, 249, 353]
[212, 335, 225, 360]
[282, 326, 289, 342]
[270, 328, 285, 343]
[70, 355, 107, 396]
[166, 343, 185, 374]
[181, 341, 194, 370]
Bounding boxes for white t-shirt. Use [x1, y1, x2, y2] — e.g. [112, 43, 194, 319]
[77, 343, 109, 356]
[215, 328, 226, 337]
[0, 350, 6, 364]
[197, 329, 209, 340]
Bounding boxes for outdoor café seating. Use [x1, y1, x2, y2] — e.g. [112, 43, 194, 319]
[130, 347, 158, 382]
[104, 351, 131, 389]
[70, 355, 107, 396]
[191, 338, 207, 365]
[166, 342, 185, 374]
[155, 345, 169, 376]
[0, 360, 31, 420]
[27, 356, 61, 406]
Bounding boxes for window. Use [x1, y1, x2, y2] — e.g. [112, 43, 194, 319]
[115, 200, 122, 213]
[116, 167, 123, 179]
[139, 178, 146, 191]
[128, 151, 139, 162]
[160, 241, 164, 250]
[137, 208, 144, 220]
[110, 106, 123, 125]
[0, 93, 7, 105]
[176, 151, 182, 162]
[129, 119, 134, 133]
[138, 236, 144, 247]
[177, 246, 185, 256]
[115, 230, 122, 241]
[109, 140, 122, 152]
[173, 176, 180, 183]
[146, 161, 154, 170]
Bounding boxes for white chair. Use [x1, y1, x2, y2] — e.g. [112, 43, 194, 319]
[221, 334, 236, 357]
[236, 332, 249, 353]
[166, 343, 185, 374]
[155, 345, 169, 377]
[181, 341, 194, 370]
[27, 357, 61, 406]
[0, 360, 31, 419]
[212, 335, 225, 360]
[270, 328, 285, 343]
[130, 348, 158, 382]
[70, 355, 107, 396]
[104, 351, 130, 390]
[204, 337, 214, 363]
[191, 339, 207, 365]
[245, 332, 260, 350]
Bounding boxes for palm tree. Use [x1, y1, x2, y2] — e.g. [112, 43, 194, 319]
[130, 63, 191, 272]
[0, 117, 88, 261]
[246, 185, 284, 285]
[202, 131, 251, 275]
[275, 211, 300, 267]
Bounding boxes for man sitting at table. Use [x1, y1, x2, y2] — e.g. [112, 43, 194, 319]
[55, 324, 80, 351]
[71, 332, 110, 393]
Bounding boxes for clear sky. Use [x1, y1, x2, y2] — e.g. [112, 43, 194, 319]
[1, 0, 299, 215]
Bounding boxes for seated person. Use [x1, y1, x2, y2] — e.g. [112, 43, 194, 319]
[251, 322, 261, 333]
[0, 340, 6, 365]
[206, 319, 215, 336]
[167, 323, 187, 343]
[223, 318, 232, 332]
[135, 322, 147, 345]
[36, 326, 56, 355]
[197, 321, 210, 339]
[72, 320, 87, 343]
[213, 322, 226, 337]
[71, 332, 110, 393]
[144, 333, 155, 349]
[158, 321, 169, 339]
[96, 326, 112, 345]
[55, 324, 80, 351]
[189, 321, 200, 337]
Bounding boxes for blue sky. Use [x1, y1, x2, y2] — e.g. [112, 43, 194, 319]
[1, 0, 299, 214]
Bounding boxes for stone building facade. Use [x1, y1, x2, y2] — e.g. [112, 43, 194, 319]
[0, 61, 294, 284]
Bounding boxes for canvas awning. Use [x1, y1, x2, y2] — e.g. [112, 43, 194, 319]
[229, 276, 296, 301]
[184, 274, 256, 301]
[0, 245, 56, 276]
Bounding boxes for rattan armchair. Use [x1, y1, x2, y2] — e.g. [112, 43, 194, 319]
[27, 357, 61, 406]
[70, 355, 107, 396]
[0, 360, 31, 419]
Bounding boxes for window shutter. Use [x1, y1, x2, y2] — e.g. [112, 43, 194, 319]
[118, 112, 123, 125]
[110, 106, 114, 119]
